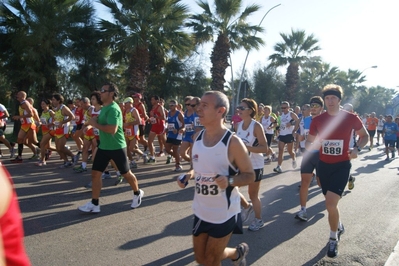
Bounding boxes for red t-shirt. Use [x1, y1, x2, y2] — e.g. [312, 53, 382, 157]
[309, 110, 363, 164]
[0, 165, 31, 266]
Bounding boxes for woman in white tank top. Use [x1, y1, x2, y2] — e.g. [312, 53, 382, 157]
[235, 98, 269, 231]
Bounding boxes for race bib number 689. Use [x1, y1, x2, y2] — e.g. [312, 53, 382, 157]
[322, 140, 343, 156]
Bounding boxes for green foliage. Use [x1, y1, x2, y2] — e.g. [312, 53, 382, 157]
[252, 66, 285, 108]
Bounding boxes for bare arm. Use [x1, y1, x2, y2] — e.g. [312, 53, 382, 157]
[215, 135, 255, 189]
[246, 122, 269, 154]
[0, 172, 12, 266]
[61, 106, 75, 125]
[291, 112, 300, 133]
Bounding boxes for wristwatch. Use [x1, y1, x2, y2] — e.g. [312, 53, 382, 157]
[228, 176, 234, 186]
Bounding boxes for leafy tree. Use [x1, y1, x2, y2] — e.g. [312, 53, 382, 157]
[187, 0, 264, 91]
[0, 0, 96, 101]
[269, 29, 320, 104]
[98, 0, 192, 95]
[298, 60, 339, 104]
[252, 66, 285, 108]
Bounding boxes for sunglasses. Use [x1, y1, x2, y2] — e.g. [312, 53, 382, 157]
[237, 106, 250, 111]
[310, 103, 321, 108]
[281, 107, 288, 109]
[169, 104, 176, 107]
[100, 89, 110, 93]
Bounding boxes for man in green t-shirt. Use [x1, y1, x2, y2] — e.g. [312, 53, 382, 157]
[78, 82, 144, 213]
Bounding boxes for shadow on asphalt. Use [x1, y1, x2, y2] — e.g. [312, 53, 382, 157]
[223, 180, 326, 266]
[2, 157, 194, 237]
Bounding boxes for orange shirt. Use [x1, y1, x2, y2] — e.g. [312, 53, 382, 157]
[366, 117, 378, 130]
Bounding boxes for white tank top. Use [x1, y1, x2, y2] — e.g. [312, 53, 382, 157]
[192, 130, 240, 224]
[261, 116, 274, 135]
[236, 120, 264, 169]
[279, 112, 294, 136]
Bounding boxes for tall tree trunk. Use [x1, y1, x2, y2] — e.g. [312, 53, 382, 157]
[210, 34, 230, 91]
[285, 63, 299, 105]
[128, 45, 150, 95]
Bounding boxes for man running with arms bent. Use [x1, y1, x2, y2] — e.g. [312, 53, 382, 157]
[306, 84, 368, 258]
[177, 91, 255, 265]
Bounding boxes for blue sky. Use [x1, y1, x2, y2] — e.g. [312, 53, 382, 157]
[95, 0, 399, 91]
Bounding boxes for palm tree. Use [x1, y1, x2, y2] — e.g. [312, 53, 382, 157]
[269, 29, 320, 104]
[187, 0, 264, 91]
[98, 0, 192, 95]
[299, 60, 339, 104]
[0, 0, 95, 100]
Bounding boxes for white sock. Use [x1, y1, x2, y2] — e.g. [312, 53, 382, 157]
[82, 162, 87, 168]
[330, 230, 338, 240]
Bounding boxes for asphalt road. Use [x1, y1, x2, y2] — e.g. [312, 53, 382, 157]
[2, 140, 399, 266]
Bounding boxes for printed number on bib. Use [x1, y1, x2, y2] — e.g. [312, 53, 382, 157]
[322, 140, 343, 156]
[194, 117, 202, 127]
[195, 173, 219, 196]
[93, 128, 99, 136]
[125, 128, 132, 136]
[185, 124, 194, 132]
[167, 123, 175, 131]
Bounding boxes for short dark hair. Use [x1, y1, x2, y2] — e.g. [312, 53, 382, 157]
[52, 93, 64, 104]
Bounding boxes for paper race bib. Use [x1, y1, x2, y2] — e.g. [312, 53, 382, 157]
[195, 173, 220, 197]
[322, 140, 343, 156]
[185, 123, 194, 132]
[93, 128, 99, 136]
[167, 123, 175, 131]
[125, 128, 132, 136]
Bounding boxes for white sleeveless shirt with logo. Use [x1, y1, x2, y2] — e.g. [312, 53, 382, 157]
[236, 120, 264, 169]
[279, 112, 294, 136]
[192, 129, 240, 224]
[261, 116, 274, 135]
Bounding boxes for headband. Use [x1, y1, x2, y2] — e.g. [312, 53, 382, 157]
[310, 98, 323, 106]
[323, 90, 341, 100]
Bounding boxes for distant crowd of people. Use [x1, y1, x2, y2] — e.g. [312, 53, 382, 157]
[1, 83, 398, 265]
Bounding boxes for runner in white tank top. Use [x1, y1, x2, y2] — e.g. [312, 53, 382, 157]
[176, 91, 255, 265]
[274, 101, 300, 173]
[235, 98, 269, 232]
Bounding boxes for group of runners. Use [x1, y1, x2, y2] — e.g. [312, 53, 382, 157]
[1, 82, 399, 265]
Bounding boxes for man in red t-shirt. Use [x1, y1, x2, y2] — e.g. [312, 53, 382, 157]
[307, 84, 369, 258]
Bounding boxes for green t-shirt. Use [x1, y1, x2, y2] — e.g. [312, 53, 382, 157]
[97, 101, 126, 150]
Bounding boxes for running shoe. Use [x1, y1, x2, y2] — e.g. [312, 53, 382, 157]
[73, 153, 80, 165]
[35, 161, 46, 167]
[114, 174, 123, 185]
[10, 156, 23, 163]
[142, 154, 148, 164]
[271, 153, 276, 161]
[78, 201, 100, 213]
[338, 224, 345, 240]
[264, 157, 271, 164]
[9, 147, 15, 158]
[147, 158, 156, 163]
[0, 153, 3, 158]
[327, 238, 338, 258]
[101, 172, 112, 179]
[273, 166, 282, 173]
[59, 161, 73, 168]
[130, 161, 138, 169]
[241, 204, 254, 224]
[295, 209, 308, 221]
[131, 189, 144, 208]
[157, 152, 165, 157]
[232, 243, 249, 266]
[292, 160, 297, 169]
[174, 164, 183, 172]
[248, 218, 264, 231]
[348, 176, 355, 190]
[74, 166, 87, 173]
[166, 155, 171, 164]
[392, 151, 395, 159]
